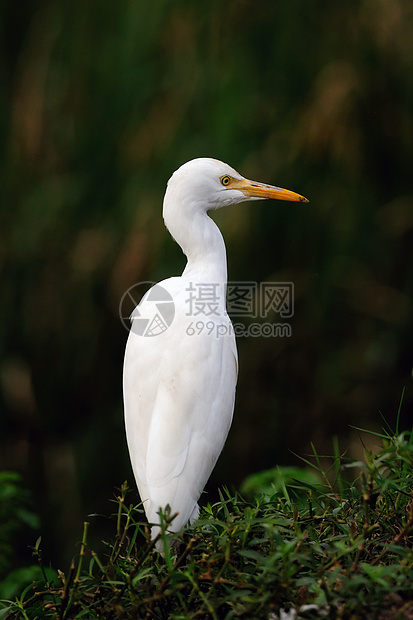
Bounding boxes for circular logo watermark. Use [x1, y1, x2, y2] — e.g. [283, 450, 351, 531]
[119, 282, 175, 336]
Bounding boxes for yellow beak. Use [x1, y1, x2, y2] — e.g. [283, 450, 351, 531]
[231, 178, 309, 203]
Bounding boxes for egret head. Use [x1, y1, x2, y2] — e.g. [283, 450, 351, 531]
[164, 157, 308, 214]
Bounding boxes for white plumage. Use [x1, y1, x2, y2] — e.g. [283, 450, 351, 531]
[123, 158, 308, 550]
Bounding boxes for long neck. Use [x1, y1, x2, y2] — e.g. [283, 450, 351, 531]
[163, 196, 228, 284]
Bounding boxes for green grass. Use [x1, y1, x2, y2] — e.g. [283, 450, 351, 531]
[1, 425, 413, 619]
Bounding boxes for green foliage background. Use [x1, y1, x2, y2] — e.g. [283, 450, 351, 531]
[1, 0, 412, 571]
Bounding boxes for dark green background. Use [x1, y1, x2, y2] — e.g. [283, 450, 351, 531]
[1, 0, 412, 567]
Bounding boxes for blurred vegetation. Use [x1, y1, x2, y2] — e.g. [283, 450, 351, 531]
[1, 0, 412, 569]
[0, 472, 39, 582]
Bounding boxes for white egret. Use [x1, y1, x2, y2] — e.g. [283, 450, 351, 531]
[123, 158, 308, 549]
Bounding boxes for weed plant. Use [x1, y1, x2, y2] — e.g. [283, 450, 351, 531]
[1, 422, 413, 619]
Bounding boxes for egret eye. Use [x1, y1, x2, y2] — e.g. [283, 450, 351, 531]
[220, 175, 231, 186]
